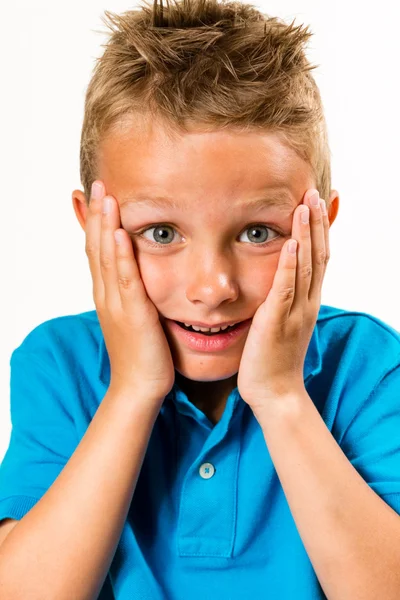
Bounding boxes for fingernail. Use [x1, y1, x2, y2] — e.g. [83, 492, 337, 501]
[320, 199, 327, 215]
[103, 196, 112, 214]
[310, 191, 320, 207]
[91, 181, 103, 201]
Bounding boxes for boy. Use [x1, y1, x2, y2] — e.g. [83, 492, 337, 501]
[0, 1, 400, 598]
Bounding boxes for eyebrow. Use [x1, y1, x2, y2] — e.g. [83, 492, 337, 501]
[121, 187, 295, 213]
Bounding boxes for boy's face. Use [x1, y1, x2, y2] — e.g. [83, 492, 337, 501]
[73, 116, 339, 396]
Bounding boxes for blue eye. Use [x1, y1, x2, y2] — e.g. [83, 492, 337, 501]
[239, 225, 281, 246]
[135, 223, 283, 249]
[140, 225, 176, 246]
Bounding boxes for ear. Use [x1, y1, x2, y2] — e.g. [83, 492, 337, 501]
[327, 189, 340, 227]
[72, 189, 89, 232]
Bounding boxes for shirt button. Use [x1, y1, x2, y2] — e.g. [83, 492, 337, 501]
[199, 462, 215, 479]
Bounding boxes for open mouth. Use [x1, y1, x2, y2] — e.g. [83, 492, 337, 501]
[174, 321, 241, 336]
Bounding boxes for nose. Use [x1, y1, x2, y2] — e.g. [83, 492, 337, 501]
[184, 257, 239, 307]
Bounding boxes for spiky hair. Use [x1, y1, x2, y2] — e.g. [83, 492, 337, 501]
[80, 0, 331, 206]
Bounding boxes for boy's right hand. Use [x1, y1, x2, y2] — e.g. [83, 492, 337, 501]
[85, 180, 176, 406]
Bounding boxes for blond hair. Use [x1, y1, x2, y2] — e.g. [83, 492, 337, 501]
[80, 0, 331, 207]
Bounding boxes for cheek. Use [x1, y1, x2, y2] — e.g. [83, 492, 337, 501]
[242, 255, 279, 295]
[135, 255, 175, 303]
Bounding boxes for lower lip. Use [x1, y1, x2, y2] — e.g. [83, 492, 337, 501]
[168, 319, 252, 352]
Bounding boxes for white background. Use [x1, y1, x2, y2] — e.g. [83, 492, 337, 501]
[1, 0, 399, 460]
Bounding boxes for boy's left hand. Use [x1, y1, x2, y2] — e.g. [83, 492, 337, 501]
[237, 189, 330, 418]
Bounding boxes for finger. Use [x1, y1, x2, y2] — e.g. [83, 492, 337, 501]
[114, 228, 151, 312]
[321, 199, 330, 262]
[306, 192, 326, 302]
[85, 181, 106, 306]
[100, 194, 124, 311]
[263, 238, 297, 326]
[290, 202, 312, 315]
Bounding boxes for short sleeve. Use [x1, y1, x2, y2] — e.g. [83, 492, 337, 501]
[0, 348, 78, 521]
[339, 360, 400, 514]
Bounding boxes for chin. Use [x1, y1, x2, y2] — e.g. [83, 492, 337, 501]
[174, 364, 239, 383]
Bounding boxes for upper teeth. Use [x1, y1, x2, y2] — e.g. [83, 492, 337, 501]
[184, 323, 238, 333]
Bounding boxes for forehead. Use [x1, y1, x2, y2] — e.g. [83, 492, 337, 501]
[97, 118, 314, 209]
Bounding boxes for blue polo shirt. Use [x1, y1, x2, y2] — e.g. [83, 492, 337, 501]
[1, 304, 400, 599]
